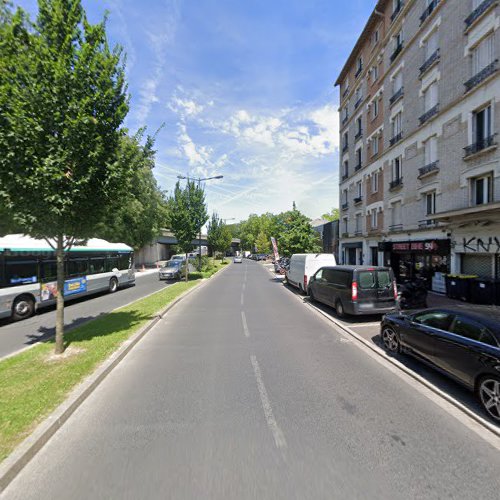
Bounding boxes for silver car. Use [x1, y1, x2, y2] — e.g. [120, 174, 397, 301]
[234, 256, 243, 263]
[159, 261, 184, 280]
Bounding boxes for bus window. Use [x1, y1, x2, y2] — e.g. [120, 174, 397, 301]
[41, 260, 58, 282]
[106, 257, 119, 272]
[68, 258, 89, 277]
[89, 258, 105, 274]
[118, 254, 131, 270]
[5, 258, 38, 286]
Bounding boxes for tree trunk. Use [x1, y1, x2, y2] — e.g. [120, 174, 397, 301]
[55, 234, 65, 354]
[185, 252, 189, 282]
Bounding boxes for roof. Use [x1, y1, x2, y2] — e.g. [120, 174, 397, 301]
[0, 234, 133, 253]
[334, 0, 387, 87]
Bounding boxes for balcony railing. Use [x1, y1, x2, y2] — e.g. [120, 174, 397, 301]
[464, 60, 499, 92]
[418, 219, 440, 229]
[465, 0, 497, 29]
[342, 87, 350, 99]
[342, 115, 349, 126]
[389, 132, 403, 146]
[391, 1, 403, 22]
[342, 144, 349, 153]
[354, 163, 362, 171]
[354, 196, 363, 205]
[419, 49, 440, 76]
[341, 202, 349, 211]
[354, 97, 363, 109]
[389, 177, 403, 190]
[389, 87, 404, 106]
[420, 0, 439, 25]
[355, 65, 363, 78]
[341, 173, 349, 181]
[389, 224, 403, 232]
[464, 134, 497, 157]
[418, 160, 439, 178]
[419, 103, 439, 124]
[354, 230, 363, 236]
[354, 129, 363, 140]
[390, 43, 404, 64]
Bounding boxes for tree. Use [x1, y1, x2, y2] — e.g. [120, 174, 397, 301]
[165, 180, 208, 281]
[96, 130, 167, 250]
[276, 207, 322, 256]
[0, 0, 129, 353]
[207, 212, 232, 260]
[255, 231, 270, 253]
[321, 208, 340, 222]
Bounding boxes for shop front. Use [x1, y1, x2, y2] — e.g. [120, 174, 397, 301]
[378, 239, 451, 291]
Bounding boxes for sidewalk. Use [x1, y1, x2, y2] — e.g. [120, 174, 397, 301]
[427, 291, 500, 315]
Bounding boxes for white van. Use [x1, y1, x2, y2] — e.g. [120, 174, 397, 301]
[286, 253, 337, 294]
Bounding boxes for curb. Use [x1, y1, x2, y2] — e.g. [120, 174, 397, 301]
[271, 266, 500, 439]
[0, 274, 219, 493]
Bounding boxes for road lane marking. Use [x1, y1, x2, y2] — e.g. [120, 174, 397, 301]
[242, 283, 246, 292]
[250, 355, 287, 450]
[240, 293, 244, 306]
[241, 311, 250, 338]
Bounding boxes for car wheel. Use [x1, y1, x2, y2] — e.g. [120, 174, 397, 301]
[109, 277, 118, 293]
[382, 326, 401, 353]
[478, 376, 500, 423]
[335, 300, 346, 318]
[12, 295, 35, 321]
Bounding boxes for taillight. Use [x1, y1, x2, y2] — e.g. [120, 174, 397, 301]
[304, 275, 308, 290]
[352, 281, 358, 301]
[393, 281, 398, 300]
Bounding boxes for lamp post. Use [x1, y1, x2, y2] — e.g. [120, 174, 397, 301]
[177, 174, 223, 269]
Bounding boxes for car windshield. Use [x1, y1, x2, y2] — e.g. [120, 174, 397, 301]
[165, 262, 181, 268]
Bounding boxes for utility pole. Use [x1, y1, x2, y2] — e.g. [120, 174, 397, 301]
[177, 174, 223, 269]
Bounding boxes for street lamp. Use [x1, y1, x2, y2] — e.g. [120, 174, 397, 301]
[176, 174, 224, 268]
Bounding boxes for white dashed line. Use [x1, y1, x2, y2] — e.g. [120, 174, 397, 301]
[241, 311, 250, 338]
[250, 355, 287, 450]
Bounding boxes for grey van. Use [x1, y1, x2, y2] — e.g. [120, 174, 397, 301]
[307, 265, 398, 317]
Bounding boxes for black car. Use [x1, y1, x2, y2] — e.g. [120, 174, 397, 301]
[381, 308, 500, 423]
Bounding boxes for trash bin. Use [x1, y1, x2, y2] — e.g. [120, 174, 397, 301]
[445, 276, 474, 302]
[470, 279, 495, 305]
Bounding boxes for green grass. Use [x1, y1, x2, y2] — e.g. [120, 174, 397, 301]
[0, 279, 200, 463]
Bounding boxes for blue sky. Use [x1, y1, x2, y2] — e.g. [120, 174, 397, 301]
[17, 0, 374, 223]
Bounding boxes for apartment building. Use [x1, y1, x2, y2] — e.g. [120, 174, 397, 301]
[335, 0, 500, 288]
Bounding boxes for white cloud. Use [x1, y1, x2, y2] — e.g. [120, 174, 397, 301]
[169, 96, 205, 117]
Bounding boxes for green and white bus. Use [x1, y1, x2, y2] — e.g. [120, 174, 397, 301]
[0, 234, 135, 321]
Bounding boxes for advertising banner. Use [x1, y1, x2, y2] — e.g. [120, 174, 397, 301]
[270, 237, 280, 261]
[41, 277, 87, 302]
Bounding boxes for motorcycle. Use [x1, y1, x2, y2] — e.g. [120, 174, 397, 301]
[397, 278, 428, 309]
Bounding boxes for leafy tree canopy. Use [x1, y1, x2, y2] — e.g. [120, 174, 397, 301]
[207, 212, 232, 260]
[320, 208, 340, 222]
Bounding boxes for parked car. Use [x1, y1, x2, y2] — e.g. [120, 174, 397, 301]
[381, 308, 500, 423]
[286, 253, 337, 294]
[234, 255, 243, 263]
[158, 261, 185, 280]
[308, 265, 397, 317]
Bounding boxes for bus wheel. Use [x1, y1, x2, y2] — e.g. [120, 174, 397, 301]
[109, 278, 118, 293]
[12, 296, 35, 321]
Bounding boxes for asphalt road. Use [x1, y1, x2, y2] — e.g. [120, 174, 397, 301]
[3, 261, 500, 499]
[0, 271, 170, 359]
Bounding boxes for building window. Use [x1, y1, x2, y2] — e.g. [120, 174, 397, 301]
[425, 191, 436, 215]
[393, 156, 402, 180]
[355, 147, 362, 169]
[355, 213, 362, 233]
[373, 29, 380, 46]
[425, 30, 439, 60]
[371, 210, 378, 228]
[393, 70, 403, 94]
[472, 174, 493, 205]
[357, 56, 363, 74]
[393, 111, 403, 136]
[472, 33, 494, 76]
[343, 217, 348, 234]
[343, 132, 349, 151]
[342, 105, 349, 122]
[474, 104, 493, 144]
[424, 136, 437, 165]
[371, 65, 379, 81]
[371, 136, 379, 156]
[342, 189, 348, 204]
[372, 98, 379, 119]
[391, 200, 402, 227]
[371, 172, 379, 193]
[356, 117, 362, 136]
[356, 181, 362, 198]
[343, 161, 349, 178]
[423, 81, 438, 111]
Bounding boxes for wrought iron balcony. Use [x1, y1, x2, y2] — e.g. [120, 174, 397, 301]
[390, 43, 404, 64]
[391, 1, 403, 22]
[354, 196, 363, 205]
[341, 202, 349, 211]
[419, 104, 439, 125]
[354, 230, 363, 236]
[389, 87, 404, 106]
[418, 219, 439, 228]
[464, 60, 499, 92]
[354, 97, 363, 109]
[342, 143, 349, 153]
[389, 224, 403, 232]
[465, 0, 497, 29]
[389, 177, 403, 190]
[464, 134, 497, 157]
[354, 129, 363, 140]
[389, 132, 403, 146]
[354, 163, 362, 171]
[419, 49, 440, 76]
[342, 173, 349, 181]
[420, 0, 439, 25]
[355, 65, 363, 78]
[418, 160, 439, 178]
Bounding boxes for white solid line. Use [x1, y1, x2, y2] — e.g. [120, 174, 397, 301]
[241, 311, 250, 338]
[250, 355, 287, 449]
[241, 293, 244, 306]
[242, 283, 246, 292]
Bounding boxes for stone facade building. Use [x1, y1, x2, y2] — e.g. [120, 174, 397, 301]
[335, 0, 500, 288]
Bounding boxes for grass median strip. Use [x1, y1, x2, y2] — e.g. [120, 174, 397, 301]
[0, 279, 199, 463]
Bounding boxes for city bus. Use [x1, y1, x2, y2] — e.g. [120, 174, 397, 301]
[0, 234, 135, 321]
